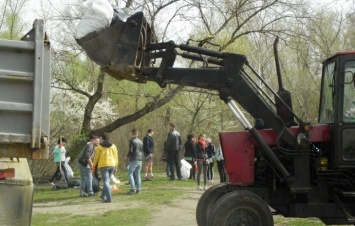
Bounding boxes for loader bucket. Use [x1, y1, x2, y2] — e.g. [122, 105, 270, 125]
[76, 11, 152, 83]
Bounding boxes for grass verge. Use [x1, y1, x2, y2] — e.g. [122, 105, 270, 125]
[32, 171, 196, 226]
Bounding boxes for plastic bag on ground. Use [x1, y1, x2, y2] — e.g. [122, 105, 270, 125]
[110, 174, 120, 185]
[110, 175, 121, 192]
[76, 0, 113, 39]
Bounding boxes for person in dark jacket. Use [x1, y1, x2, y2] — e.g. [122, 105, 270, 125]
[166, 122, 182, 180]
[125, 128, 143, 195]
[206, 138, 215, 183]
[77, 135, 100, 197]
[143, 129, 155, 180]
[184, 133, 196, 180]
[194, 134, 209, 190]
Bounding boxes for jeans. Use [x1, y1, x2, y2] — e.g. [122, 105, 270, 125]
[78, 163, 93, 195]
[100, 166, 114, 202]
[207, 161, 214, 181]
[196, 160, 208, 186]
[128, 160, 142, 191]
[50, 161, 69, 186]
[217, 160, 226, 183]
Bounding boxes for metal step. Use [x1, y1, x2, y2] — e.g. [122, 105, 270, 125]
[334, 193, 355, 223]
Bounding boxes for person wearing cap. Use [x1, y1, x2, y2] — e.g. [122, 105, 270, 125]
[184, 133, 196, 180]
[77, 135, 100, 197]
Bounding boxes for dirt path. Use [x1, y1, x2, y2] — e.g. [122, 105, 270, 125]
[33, 186, 203, 226]
[32, 183, 328, 226]
[146, 189, 202, 226]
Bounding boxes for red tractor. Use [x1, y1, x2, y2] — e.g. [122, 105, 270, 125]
[77, 12, 355, 225]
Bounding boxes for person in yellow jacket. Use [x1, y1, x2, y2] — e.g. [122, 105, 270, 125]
[92, 132, 118, 203]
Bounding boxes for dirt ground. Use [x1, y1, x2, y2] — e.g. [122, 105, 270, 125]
[32, 183, 203, 226]
[32, 176, 327, 226]
[146, 189, 202, 226]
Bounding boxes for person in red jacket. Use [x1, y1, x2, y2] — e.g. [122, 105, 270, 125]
[194, 134, 209, 190]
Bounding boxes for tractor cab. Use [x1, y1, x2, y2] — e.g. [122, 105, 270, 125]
[319, 52, 355, 167]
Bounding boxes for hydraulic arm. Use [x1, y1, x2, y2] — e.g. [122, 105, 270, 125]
[77, 11, 307, 183]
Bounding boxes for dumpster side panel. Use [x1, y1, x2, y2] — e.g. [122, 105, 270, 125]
[0, 19, 50, 159]
[0, 158, 33, 226]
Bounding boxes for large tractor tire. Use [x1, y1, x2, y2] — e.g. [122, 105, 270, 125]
[196, 183, 228, 226]
[208, 190, 273, 226]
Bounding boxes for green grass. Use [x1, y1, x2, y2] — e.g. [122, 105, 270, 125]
[32, 171, 340, 226]
[32, 171, 196, 226]
[32, 209, 151, 226]
[274, 216, 325, 226]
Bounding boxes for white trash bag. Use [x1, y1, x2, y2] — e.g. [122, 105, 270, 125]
[64, 156, 74, 178]
[180, 159, 192, 180]
[111, 174, 121, 185]
[76, 0, 113, 39]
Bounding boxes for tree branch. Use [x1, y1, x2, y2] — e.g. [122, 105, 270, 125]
[91, 85, 184, 136]
[81, 70, 105, 134]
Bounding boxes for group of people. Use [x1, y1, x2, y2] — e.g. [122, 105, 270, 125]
[182, 133, 227, 191]
[163, 123, 227, 191]
[48, 129, 155, 202]
[48, 122, 227, 203]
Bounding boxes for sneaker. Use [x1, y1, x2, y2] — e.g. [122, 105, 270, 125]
[197, 186, 202, 191]
[49, 182, 55, 186]
[149, 175, 154, 179]
[80, 194, 88, 197]
[136, 190, 141, 194]
[204, 186, 208, 190]
[88, 193, 97, 197]
[102, 200, 111, 203]
[126, 190, 136, 195]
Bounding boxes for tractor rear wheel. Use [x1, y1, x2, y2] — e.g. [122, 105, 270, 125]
[196, 183, 227, 226]
[207, 190, 273, 226]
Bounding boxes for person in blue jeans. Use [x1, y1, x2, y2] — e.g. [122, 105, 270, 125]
[77, 135, 100, 197]
[92, 132, 118, 203]
[125, 128, 143, 195]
